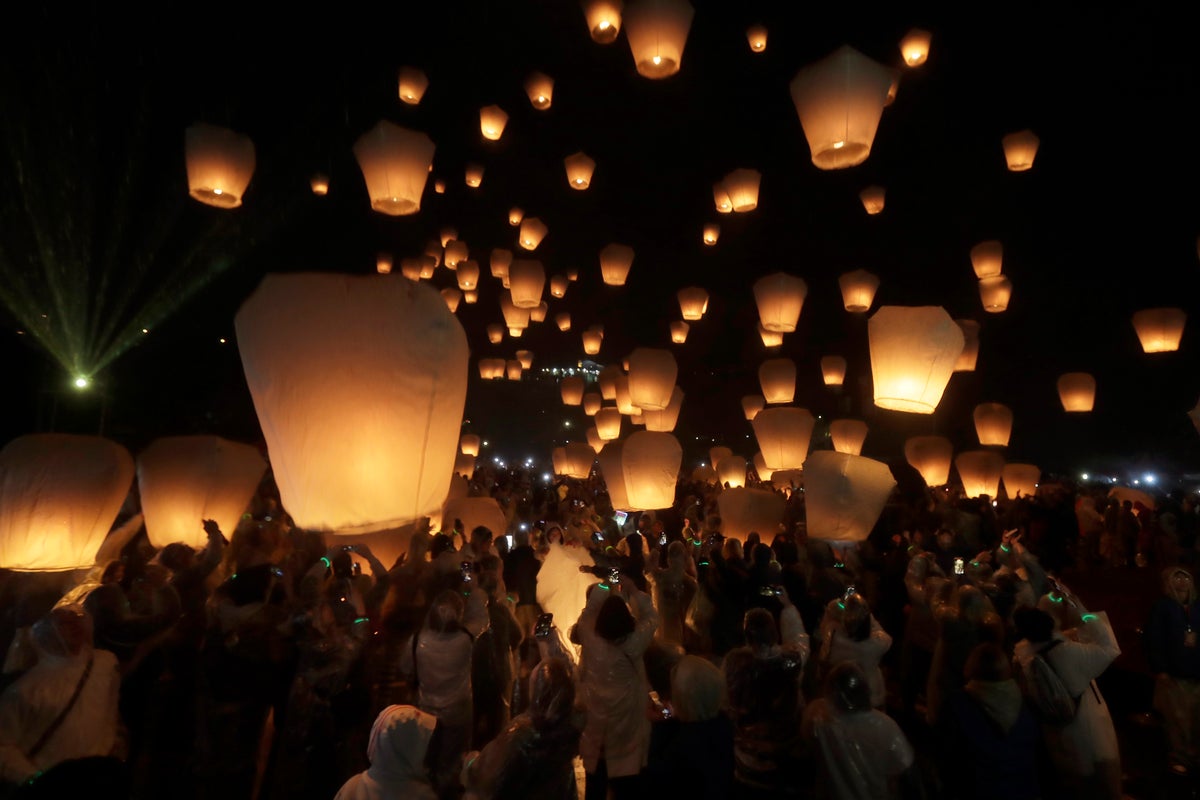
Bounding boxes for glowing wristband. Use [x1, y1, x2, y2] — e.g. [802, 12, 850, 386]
[353, 617, 369, 625]
[1000, 544, 1011, 553]
[320, 557, 331, 569]
[1081, 613, 1097, 623]
[599, 582, 611, 590]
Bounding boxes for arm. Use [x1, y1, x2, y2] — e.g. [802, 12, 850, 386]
[622, 582, 660, 655]
[197, 519, 228, 576]
[777, 586, 811, 665]
[462, 586, 491, 638]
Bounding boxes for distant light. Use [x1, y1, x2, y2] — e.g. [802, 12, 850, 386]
[141, 328, 149, 334]
[832, 141, 845, 149]
[213, 188, 223, 195]
[542, 472, 552, 482]
[218, 337, 227, 344]
[1081, 473, 1089, 480]
[1133, 479, 1140, 485]
[598, 20, 610, 30]
[652, 56, 662, 65]
[73, 376, 89, 389]
[992, 500, 998, 507]
[482, 440, 489, 447]
[519, 522, 529, 531]
[1144, 473, 1156, 484]
[564, 420, 572, 428]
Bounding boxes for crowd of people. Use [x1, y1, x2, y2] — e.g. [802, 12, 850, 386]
[0, 463, 1197, 800]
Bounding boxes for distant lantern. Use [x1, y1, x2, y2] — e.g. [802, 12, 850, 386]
[464, 163, 484, 188]
[479, 105, 509, 141]
[454, 453, 476, 479]
[491, 248, 513, 279]
[460, 434, 481, 456]
[587, 427, 605, 452]
[530, 301, 548, 323]
[444, 240, 468, 269]
[789, 45, 895, 170]
[713, 182, 733, 214]
[899, 28, 932, 66]
[583, 392, 603, 415]
[463, 290, 478, 304]
[479, 358, 505, 379]
[185, 122, 256, 209]
[759, 358, 796, 404]
[753, 453, 773, 482]
[859, 185, 885, 214]
[615, 376, 638, 415]
[353, 120, 435, 216]
[905, 435, 953, 487]
[746, 24, 767, 52]
[598, 363, 620, 399]
[670, 321, 689, 343]
[1132, 307, 1187, 353]
[441, 287, 462, 312]
[565, 152, 596, 189]
[830, 419, 868, 456]
[1057, 372, 1096, 412]
[519, 217, 548, 250]
[567, 268, 579, 281]
[709, 446, 733, 470]
[624, 0, 695, 79]
[487, 324, 505, 344]
[821, 355, 847, 386]
[741, 394, 765, 421]
[508, 207, 524, 226]
[440, 226, 457, 248]
[525, 71, 555, 109]
[724, 168, 761, 212]
[425, 241, 443, 267]
[804, 451, 896, 543]
[1002, 129, 1040, 171]
[758, 324, 784, 348]
[595, 407, 623, 440]
[979, 276, 1012, 313]
[561, 376, 586, 405]
[677, 287, 709, 320]
[1003, 463, 1040, 500]
[752, 406, 816, 471]
[868, 305, 964, 414]
[508, 259, 546, 308]
[397, 66, 429, 104]
[582, 329, 603, 355]
[556, 312, 572, 331]
[955, 450, 1005, 499]
[376, 253, 393, 275]
[954, 320, 981, 372]
[434, 179, 445, 194]
[702, 224, 719, 245]
[561, 442, 597, 479]
[627, 348, 677, 411]
[717, 455, 747, 489]
[599, 243, 635, 286]
[582, 0, 623, 43]
[234, 274, 468, 533]
[516, 350, 534, 370]
[506, 360, 523, 380]
[401, 259, 422, 281]
[719, 487, 786, 541]
[457, 260, 480, 290]
[419, 257, 437, 279]
[642, 386, 683, 432]
[310, 173, 330, 196]
[974, 402, 1013, 446]
[500, 294, 530, 331]
[838, 269, 880, 313]
[0, 434, 134, 571]
[754, 272, 807, 332]
[885, 74, 900, 106]
[970, 240, 1003, 279]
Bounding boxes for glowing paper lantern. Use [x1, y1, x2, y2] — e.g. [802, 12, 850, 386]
[838, 269, 879, 313]
[803, 451, 896, 543]
[582, 329, 603, 355]
[598, 364, 620, 399]
[516, 350, 534, 370]
[859, 185, 885, 214]
[506, 360, 523, 380]
[830, 419, 868, 456]
[465, 289, 478, 304]
[310, 173, 330, 196]
[970, 240, 1003, 279]
[746, 24, 767, 53]
[508, 207, 524, 226]
[525, 71, 555, 109]
[454, 453, 476, 479]
[457, 260, 480, 291]
[398, 67, 429, 104]
[1132, 307, 1187, 353]
[1002, 129, 1040, 171]
[752, 407, 816, 471]
[479, 358, 506, 379]
[708, 446, 733, 471]
[758, 324, 784, 348]
[979, 276, 1012, 313]
[642, 386, 683, 432]
[693, 465, 717, 485]
[752, 453, 773, 482]
[479, 105, 509, 141]
[702, 224, 719, 245]
[868, 306, 964, 413]
[582, 0, 623, 43]
[624, 0, 694, 79]
[821, 356, 847, 386]
[549, 275, 569, 299]
[353, 120, 435, 216]
[677, 287, 709, 320]
[905, 436, 953, 487]
[434, 180, 445, 194]
[441, 287, 462, 312]
[719, 488, 784, 542]
[789, 45, 895, 170]
[561, 443, 598, 480]
[419, 256, 437, 280]
[491, 248, 513, 279]
[1002, 463, 1040, 500]
[670, 321, 689, 343]
[759, 358, 796, 404]
[561, 376, 586, 405]
[614, 376, 638, 416]
[234, 274, 468, 533]
[425, 242, 442, 267]
[500, 295, 531, 332]
[595, 407, 623, 440]
[954, 320, 981, 372]
[376, 253, 393, 275]
[464, 163, 484, 188]
[955, 450, 1005, 499]
[621, 431, 682, 510]
[723, 168, 761, 212]
[627, 347, 678, 412]
[568, 269, 579, 282]
[1057, 372, 1096, 412]
[444, 240, 468, 269]
[597, 441, 630, 510]
[556, 312, 572, 331]
[519, 217, 548, 250]
[185, 123, 256, 209]
[565, 152, 596, 190]
[460, 434, 481, 456]
[587, 427, 605, 452]
[442, 496, 506, 540]
[583, 393, 603, 416]
[0, 434, 134, 572]
[713, 182, 733, 213]
[974, 402, 1013, 446]
[530, 301, 547, 323]
[599, 243, 635, 286]
[899, 28, 931, 66]
[508, 259, 546, 308]
[754, 272, 807, 332]
[742, 394, 765, 421]
[487, 324, 505, 344]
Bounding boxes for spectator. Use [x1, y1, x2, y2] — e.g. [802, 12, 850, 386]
[1143, 565, 1200, 776]
[816, 591, 893, 710]
[644, 655, 735, 800]
[333, 704, 438, 800]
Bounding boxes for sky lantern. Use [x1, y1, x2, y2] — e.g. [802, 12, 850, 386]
[519, 217, 548, 250]
[516, 350, 534, 369]
[627, 347, 677, 411]
[642, 386, 683, 432]
[830, 419, 868, 456]
[235, 274, 468, 534]
[444, 240, 468, 269]
[599, 243, 635, 286]
[859, 185, 885, 214]
[137, 436, 266, 550]
[723, 168, 761, 212]
[397, 66, 429, 104]
[598, 363, 620, 399]
[978, 276, 1012, 312]
[708, 446, 733, 470]
[479, 358, 506, 379]
[1002, 463, 1040, 500]
[479, 105, 509, 141]
[970, 240, 1003, 279]
[954, 319, 981, 371]
[620, 431, 681, 509]
[752, 453, 773, 482]
[490, 248, 513, 280]
[718, 487, 785, 542]
[595, 407, 623, 440]
[525, 71, 555, 109]
[899, 28, 932, 66]
[1057, 372, 1096, 412]
[753, 272, 807, 332]
[376, 253, 393, 274]
[677, 287, 709, 320]
[440, 226, 457, 248]
[500, 294, 531, 332]
[955, 450, 1005, 499]
[561, 375, 585, 405]
[353, 120, 435, 216]
[185, 123, 256, 209]
[556, 312, 572, 331]
[565, 152, 596, 189]
[433, 179, 445, 194]
[425, 241, 443, 267]
[758, 324, 784, 348]
[596, 440, 630, 509]
[752, 406, 816, 471]
[508, 259, 546, 308]
[789, 45, 895, 170]
[821, 355, 847, 386]
[506, 359, 523, 380]
[442, 496, 506, 541]
[702, 224, 719, 245]
[624, 0, 694, 79]
[583, 392, 603, 416]
[464, 163, 484, 188]
[582, 0, 623, 43]
[456, 260, 480, 290]
[460, 433, 481, 456]
[587, 427, 605, 452]
[868, 305, 964, 413]
[310, 173, 330, 196]
[0, 434, 134, 572]
[1002, 129, 1040, 171]
[746, 24, 767, 52]
[717, 455, 747, 488]
[560, 442, 597, 479]
[898, 438, 951, 493]
[530, 301, 548, 323]
[454, 453, 476, 480]
[419, 256, 437, 279]
[838, 269, 879, 312]
[1132, 307, 1187, 352]
[670, 321, 689, 343]
[549, 274, 569, 298]
[400, 259, 422, 281]
[508, 207, 524, 226]
[713, 182, 733, 213]
[567, 268, 579, 281]
[759, 358, 796, 404]
[441, 287, 462, 312]
[974, 402, 1013, 446]
[803, 451, 896, 543]
[487, 323, 505, 344]
[615, 376, 638, 415]
[582, 329, 603, 355]
[464, 289, 478, 303]
[741, 394, 765, 420]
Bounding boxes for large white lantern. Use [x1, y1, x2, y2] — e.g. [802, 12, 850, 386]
[627, 347, 677, 411]
[905, 435, 953, 487]
[185, 123, 256, 209]
[752, 407, 816, 471]
[955, 450, 1005, 499]
[624, 0, 694, 79]
[754, 273, 807, 332]
[868, 306, 964, 413]
[718, 488, 784, 542]
[803, 451, 896, 543]
[621, 431, 682, 510]
[353, 120, 435, 216]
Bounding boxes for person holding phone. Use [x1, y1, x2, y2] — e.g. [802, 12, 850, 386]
[816, 590, 893, 710]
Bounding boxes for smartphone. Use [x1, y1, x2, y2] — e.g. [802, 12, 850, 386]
[844, 585, 856, 600]
[759, 585, 782, 597]
[659, 533, 668, 546]
[460, 560, 473, 582]
[608, 567, 621, 585]
[954, 557, 965, 576]
[592, 530, 605, 544]
[613, 510, 628, 526]
[534, 613, 553, 638]
[648, 690, 672, 719]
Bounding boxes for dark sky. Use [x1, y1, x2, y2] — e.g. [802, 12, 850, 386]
[3, 2, 1199, 483]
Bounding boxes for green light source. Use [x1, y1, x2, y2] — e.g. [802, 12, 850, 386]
[73, 376, 90, 389]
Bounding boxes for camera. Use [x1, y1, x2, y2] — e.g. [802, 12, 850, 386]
[534, 613, 553, 639]
[607, 567, 621, 585]
[592, 530, 605, 544]
[954, 557, 965, 576]
[759, 585, 783, 597]
[659, 533, 667, 546]
[460, 560, 473, 582]
[648, 690, 672, 720]
[844, 585, 856, 600]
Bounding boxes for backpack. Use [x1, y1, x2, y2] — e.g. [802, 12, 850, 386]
[1017, 639, 1079, 725]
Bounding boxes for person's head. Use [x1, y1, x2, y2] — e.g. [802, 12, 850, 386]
[666, 540, 688, 570]
[31, 604, 93, 659]
[618, 532, 644, 558]
[365, 705, 438, 780]
[670, 655, 726, 722]
[957, 583, 992, 621]
[477, 553, 503, 595]
[841, 591, 871, 640]
[529, 658, 575, 731]
[964, 642, 1012, 683]
[99, 560, 125, 585]
[825, 661, 871, 713]
[546, 525, 564, 545]
[744, 530, 760, 549]
[159, 542, 197, 572]
[750, 542, 773, 570]
[1012, 605, 1055, 644]
[330, 549, 354, 579]
[470, 525, 494, 552]
[721, 537, 743, 562]
[742, 607, 779, 651]
[594, 592, 636, 643]
[426, 589, 465, 633]
[1163, 566, 1196, 605]
[429, 532, 454, 559]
